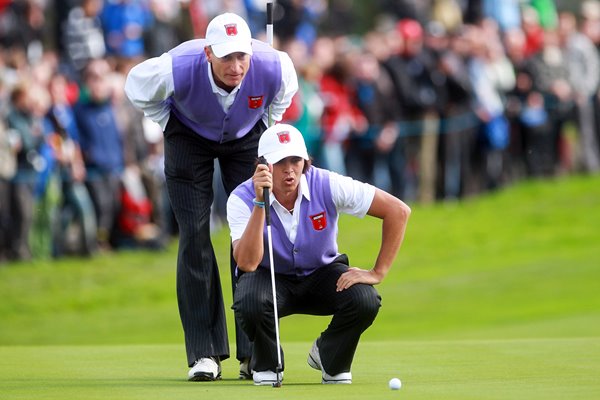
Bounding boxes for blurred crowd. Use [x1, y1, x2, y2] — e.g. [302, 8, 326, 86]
[1, 0, 600, 264]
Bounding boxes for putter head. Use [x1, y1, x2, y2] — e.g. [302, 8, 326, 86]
[272, 366, 283, 387]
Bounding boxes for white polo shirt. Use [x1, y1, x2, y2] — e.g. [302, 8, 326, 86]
[124, 48, 298, 130]
[227, 170, 376, 243]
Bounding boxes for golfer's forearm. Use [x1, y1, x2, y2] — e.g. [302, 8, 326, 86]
[234, 238, 263, 272]
[233, 209, 266, 271]
[372, 228, 401, 279]
[372, 203, 411, 280]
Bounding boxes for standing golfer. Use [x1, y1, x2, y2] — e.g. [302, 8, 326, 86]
[227, 123, 411, 385]
[124, 13, 298, 381]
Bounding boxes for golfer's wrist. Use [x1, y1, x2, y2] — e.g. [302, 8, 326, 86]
[253, 198, 266, 208]
[370, 267, 386, 282]
[254, 191, 265, 202]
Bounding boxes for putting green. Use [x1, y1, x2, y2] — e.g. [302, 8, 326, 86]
[2, 339, 599, 399]
[2, 175, 599, 399]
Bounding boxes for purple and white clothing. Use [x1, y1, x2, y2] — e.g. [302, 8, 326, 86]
[124, 32, 299, 366]
[124, 38, 298, 136]
[227, 167, 376, 275]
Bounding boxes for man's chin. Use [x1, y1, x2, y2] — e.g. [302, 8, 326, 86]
[226, 78, 242, 86]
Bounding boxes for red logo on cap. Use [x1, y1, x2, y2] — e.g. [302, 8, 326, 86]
[225, 24, 238, 36]
[248, 95, 263, 109]
[277, 131, 291, 144]
[309, 212, 327, 231]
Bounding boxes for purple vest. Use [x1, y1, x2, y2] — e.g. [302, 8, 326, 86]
[168, 39, 282, 143]
[233, 167, 339, 276]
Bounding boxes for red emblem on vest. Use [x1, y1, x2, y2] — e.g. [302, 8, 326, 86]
[277, 131, 291, 144]
[309, 212, 327, 231]
[248, 95, 263, 109]
[225, 24, 238, 36]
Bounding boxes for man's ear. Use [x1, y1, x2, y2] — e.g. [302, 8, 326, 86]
[204, 46, 212, 62]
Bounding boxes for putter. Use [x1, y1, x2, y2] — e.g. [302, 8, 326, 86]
[264, 2, 282, 387]
[266, 1, 275, 128]
[259, 153, 283, 388]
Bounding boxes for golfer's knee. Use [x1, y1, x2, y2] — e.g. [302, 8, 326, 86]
[349, 285, 381, 320]
[234, 283, 272, 322]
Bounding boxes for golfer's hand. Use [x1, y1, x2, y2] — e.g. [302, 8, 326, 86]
[253, 163, 272, 202]
[336, 268, 382, 292]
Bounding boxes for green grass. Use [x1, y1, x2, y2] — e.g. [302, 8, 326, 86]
[2, 340, 599, 399]
[1, 174, 600, 399]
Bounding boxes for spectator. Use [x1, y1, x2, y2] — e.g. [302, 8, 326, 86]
[275, 0, 325, 47]
[430, 0, 463, 33]
[384, 18, 442, 203]
[280, 38, 325, 166]
[47, 72, 98, 257]
[529, 0, 559, 30]
[379, 0, 431, 24]
[243, 0, 266, 37]
[364, 27, 403, 193]
[0, 0, 46, 62]
[0, 0, 598, 268]
[482, 0, 521, 32]
[558, 11, 600, 172]
[74, 58, 125, 250]
[100, 0, 153, 62]
[523, 28, 573, 176]
[144, 0, 184, 57]
[319, 37, 368, 176]
[581, 1, 600, 50]
[348, 49, 399, 185]
[0, 76, 17, 263]
[436, 27, 477, 199]
[521, 5, 546, 58]
[61, 0, 106, 76]
[111, 63, 166, 249]
[463, 0, 485, 25]
[466, 20, 515, 190]
[28, 82, 59, 258]
[580, 1, 600, 170]
[7, 82, 45, 261]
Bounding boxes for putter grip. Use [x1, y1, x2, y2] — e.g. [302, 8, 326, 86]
[259, 156, 271, 225]
[263, 186, 271, 225]
[267, 2, 273, 25]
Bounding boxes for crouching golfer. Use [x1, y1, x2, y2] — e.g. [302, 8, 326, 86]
[226, 123, 411, 385]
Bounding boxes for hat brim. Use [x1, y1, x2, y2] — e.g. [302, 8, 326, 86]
[263, 148, 309, 165]
[211, 41, 253, 58]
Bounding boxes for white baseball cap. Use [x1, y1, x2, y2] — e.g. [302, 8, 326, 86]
[206, 13, 253, 58]
[258, 124, 309, 164]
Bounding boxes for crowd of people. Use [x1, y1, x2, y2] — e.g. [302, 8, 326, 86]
[1, 0, 599, 264]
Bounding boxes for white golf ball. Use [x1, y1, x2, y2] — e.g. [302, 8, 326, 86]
[389, 377, 402, 390]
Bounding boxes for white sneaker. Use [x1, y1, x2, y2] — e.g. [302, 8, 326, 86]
[308, 340, 352, 384]
[188, 357, 221, 381]
[239, 358, 252, 380]
[252, 370, 283, 386]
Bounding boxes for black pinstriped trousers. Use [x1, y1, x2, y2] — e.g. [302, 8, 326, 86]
[233, 255, 382, 375]
[164, 114, 263, 366]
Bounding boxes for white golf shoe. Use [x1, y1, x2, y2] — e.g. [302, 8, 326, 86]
[307, 340, 352, 384]
[252, 370, 283, 386]
[188, 357, 221, 381]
